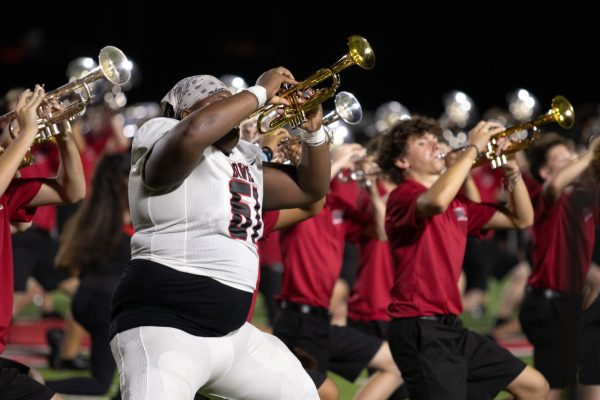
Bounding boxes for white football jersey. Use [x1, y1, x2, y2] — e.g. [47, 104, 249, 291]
[129, 117, 264, 292]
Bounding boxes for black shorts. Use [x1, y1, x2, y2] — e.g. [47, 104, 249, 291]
[306, 369, 326, 388]
[0, 367, 54, 400]
[579, 294, 600, 384]
[388, 316, 525, 400]
[273, 306, 381, 381]
[592, 226, 600, 265]
[329, 325, 382, 381]
[463, 238, 520, 291]
[339, 242, 360, 287]
[12, 227, 67, 291]
[347, 319, 390, 340]
[519, 288, 581, 388]
[0, 357, 30, 374]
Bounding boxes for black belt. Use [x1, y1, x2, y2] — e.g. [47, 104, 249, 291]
[418, 315, 459, 326]
[526, 286, 564, 299]
[278, 300, 331, 318]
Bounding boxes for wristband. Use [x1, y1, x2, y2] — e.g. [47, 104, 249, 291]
[261, 147, 273, 162]
[244, 85, 267, 108]
[301, 125, 328, 147]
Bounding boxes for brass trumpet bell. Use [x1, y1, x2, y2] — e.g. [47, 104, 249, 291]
[251, 35, 375, 136]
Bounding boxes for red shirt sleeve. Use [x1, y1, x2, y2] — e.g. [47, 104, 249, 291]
[5, 179, 43, 222]
[261, 210, 280, 240]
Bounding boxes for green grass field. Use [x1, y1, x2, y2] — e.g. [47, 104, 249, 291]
[32, 278, 531, 399]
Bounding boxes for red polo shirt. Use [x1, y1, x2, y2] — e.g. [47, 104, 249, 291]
[247, 210, 280, 321]
[347, 182, 395, 322]
[529, 185, 598, 294]
[385, 178, 497, 318]
[18, 150, 56, 231]
[0, 179, 42, 353]
[279, 185, 369, 309]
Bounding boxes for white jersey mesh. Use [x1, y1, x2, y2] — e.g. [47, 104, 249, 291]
[129, 117, 264, 292]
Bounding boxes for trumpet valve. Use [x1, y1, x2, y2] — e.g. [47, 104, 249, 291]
[288, 109, 308, 129]
[491, 154, 508, 169]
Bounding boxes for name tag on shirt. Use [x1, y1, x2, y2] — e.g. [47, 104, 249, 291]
[453, 206, 468, 222]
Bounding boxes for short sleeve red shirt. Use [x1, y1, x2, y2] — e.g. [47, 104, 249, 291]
[529, 185, 598, 294]
[385, 178, 497, 318]
[347, 183, 394, 322]
[247, 209, 280, 322]
[0, 179, 43, 353]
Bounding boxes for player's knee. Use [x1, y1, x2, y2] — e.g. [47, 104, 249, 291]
[317, 377, 339, 400]
[509, 367, 549, 399]
[533, 376, 550, 398]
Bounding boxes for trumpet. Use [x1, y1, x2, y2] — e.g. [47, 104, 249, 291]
[336, 168, 380, 187]
[250, 35, 375, 136]
[275, 93, 362, 164]
[0, 46, 131, 144]
[448, 95, 574, 169]
[322, 91, 362, 143]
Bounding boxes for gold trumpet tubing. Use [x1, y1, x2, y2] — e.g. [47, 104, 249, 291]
[31, 102, 84, 143]
[0, 68, 101, 128]
[277, 68, 340, 99]
[249, 67, 336, 123]
[495, 113, 555, 141]
[44, 67, 102, 104]
[476, 113, 556, 167]
[330, 54, 355, 74]
[250, 35, 374, 136]
[257, 78, 340, 135]
[43, 101, 86, 127]
[454, 96, 573, 169]
[473, 131, 541, 168]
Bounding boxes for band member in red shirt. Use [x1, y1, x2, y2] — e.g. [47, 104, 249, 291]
[377, 116, 548, 400]
[1, 85, 85, 400]
[519, 133, 599, 399]
[273, 149, 403, 399]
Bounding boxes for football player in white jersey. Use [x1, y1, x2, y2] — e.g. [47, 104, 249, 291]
[109, 69, 330, 400]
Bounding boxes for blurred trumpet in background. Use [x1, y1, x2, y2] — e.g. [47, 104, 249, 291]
[336, 154, 381, 187]
[374, 101, 411, 134]
[438, 90, 477, 149]
[220, 74, 248, 94]
[507, 88, 539, 122]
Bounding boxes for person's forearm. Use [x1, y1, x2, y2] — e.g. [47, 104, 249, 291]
[297, 142, 331, 201]
[369, 187, 388, 241]
[506, 176, 533, 228]
[55, 135, 86, 202]
[545, 151, 592, 199]
[419, 147, 477, 215]
[462, 175, 481, 203]
[330, 159, 347, 180]
[0, 132, 36, 196]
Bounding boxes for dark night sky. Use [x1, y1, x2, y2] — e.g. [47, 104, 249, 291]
[1, 4, 599, 128]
